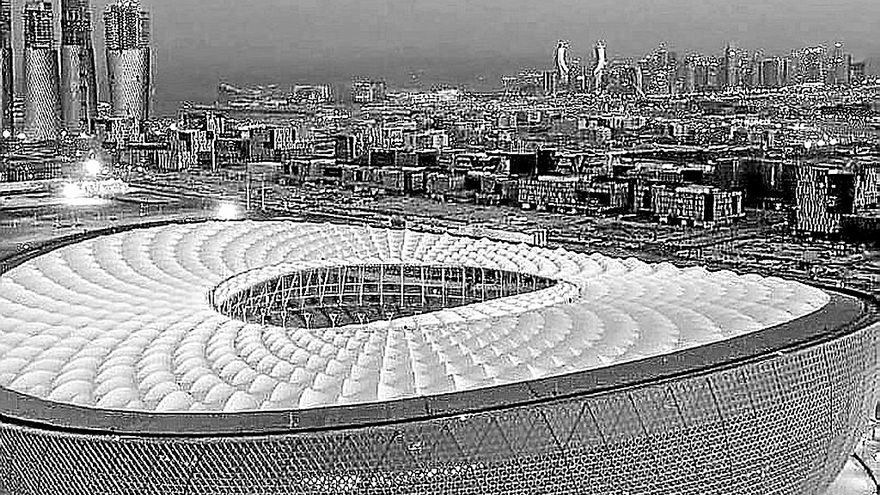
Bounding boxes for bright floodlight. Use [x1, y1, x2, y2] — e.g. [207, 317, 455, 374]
[1, 130, 10, 139]
[62, 183, 83, 200]
[84, 159, 102, 177]
[216, 203, 240, 221]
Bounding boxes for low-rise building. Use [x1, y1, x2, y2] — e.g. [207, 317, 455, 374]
[652, 184, 744, 227]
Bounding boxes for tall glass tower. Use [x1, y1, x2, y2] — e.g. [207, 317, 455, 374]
[60, 0, 98, 133]
[104, 0, 151, 122]
[593, 41, 608, 92]
[0, 0, 12, 136]
[23, 0, 61, 141]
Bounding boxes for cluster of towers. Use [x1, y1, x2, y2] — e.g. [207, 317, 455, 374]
[0, 0, 151, 142]
[679, 42, 857, 94]
[545, 39, 861, 98]
[546, 40, 616, 95]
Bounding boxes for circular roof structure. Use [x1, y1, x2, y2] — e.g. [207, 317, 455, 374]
[0, 221, 832, 418]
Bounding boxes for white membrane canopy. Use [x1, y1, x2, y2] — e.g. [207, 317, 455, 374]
[0, 221, 830, 413]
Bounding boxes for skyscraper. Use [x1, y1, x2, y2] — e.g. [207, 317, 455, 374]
[748, 50, 763, 88]
[760, 58, 782, 88]
[0, 0, 12, 136]
[569, 57, 586, 93]
[541, 70, 557, 96]
[553, 40, 571, 92]
[723, 43, 741, 88]
[61, 0, 98, 133]
[828, 41, 851, 86]
[640, 43, 673, 95]
[683, 59, 697, 93]
[23, 0, 62, 141]
[351, 78, 386, 104]
[795, 46, 827, 84]
[104, 0, 151, 121]
[634, 63, 645, 97]
[593, 41, 608, 92]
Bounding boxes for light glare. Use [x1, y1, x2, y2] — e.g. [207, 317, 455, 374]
[217, 203, 240, 221]
[84, 159, 103, 177]
[62, 183, 83, 199]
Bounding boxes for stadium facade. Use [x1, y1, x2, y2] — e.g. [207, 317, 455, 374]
[0, 220, 876, 494]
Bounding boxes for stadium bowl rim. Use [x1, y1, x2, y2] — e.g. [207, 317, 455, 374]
[0, 219, 875, 438]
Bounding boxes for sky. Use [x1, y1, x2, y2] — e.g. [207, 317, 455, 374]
[13, 0, 880, 114]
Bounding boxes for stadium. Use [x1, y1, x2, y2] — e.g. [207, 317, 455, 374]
[0, 220, 876, 494]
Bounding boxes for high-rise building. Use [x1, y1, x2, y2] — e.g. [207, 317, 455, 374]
[778, 56, 793, 86]
[723, 43, 742, 88]
[681, 54, 726, 93]
[641, 43, 674, 95]
[827, 41, 851, 86]
[747, 51, 763, 88]
[683, 60, 696, 93]
[554, 40, 571, 92]
[0, 0, 12, 136]
[593, 41, 608, 92]
[569, 57, 586, 93]
[794, 46, 827, 84]
[634, 63, 645, 97]
[61, 0, 98, 133]
[541, 70, 557, 96]
[351, 79, 386, 104]
[850, 61, 867, 85]
[23, 0, 62, 141]
[603, 60, 642, 96]
[104, 0, 151, 121]
[760, 58, 781, 88]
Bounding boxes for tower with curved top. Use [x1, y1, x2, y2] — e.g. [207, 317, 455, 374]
[554, 40, 571, 90]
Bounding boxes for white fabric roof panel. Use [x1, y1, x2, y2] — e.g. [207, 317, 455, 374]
[0, 221, 830, 414]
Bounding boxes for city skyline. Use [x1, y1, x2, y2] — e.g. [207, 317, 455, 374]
[0, 0, 878, 115]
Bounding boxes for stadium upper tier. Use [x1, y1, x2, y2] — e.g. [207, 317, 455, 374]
[0, 221, 830, 414]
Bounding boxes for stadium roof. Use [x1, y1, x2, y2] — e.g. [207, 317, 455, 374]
[0, 221, 831, 416]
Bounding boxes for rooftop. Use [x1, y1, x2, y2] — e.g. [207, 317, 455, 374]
[0, 221, 834, 419]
